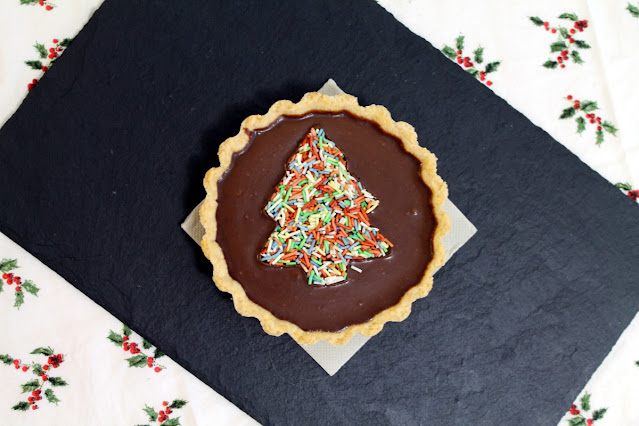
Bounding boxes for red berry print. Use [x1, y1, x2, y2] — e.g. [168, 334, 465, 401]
[560, 96, 617, 145]
[108, 325, 167, 373]
[24, 38, 72, 92]
[2, 347, 67, 412]
[531, 14, 591, 69]
[616, 183, 639, 202]
[566, 392, 607, 424]
[1, 261, 38, 308]
[46, 5, 52, 10]
[442, 35, 500, 87]
[136, 400, 187, 424]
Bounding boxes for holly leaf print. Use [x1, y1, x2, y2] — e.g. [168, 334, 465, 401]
[560, 107, 576, 119]
[24, 60, 44, 70]
[49, 377, 68, 387]
[21, 379, 40, 393]
[12, 401, 30, 411]
[144, 405, 159, 422]
[485, 61, 500, 73]
[34, 43, 47, 59]
[580, 100, 599, 112]
[142, 339, 153, 350]
[441, 45, 456, 60]
[576, 116, 586, 134]
[596, 130, 604, 145]
[558, 13, 579, 21]
[45, 388, 60, 404]
[575, 40, 591, 49]
[603, 121, 618, 135]
[60, 38, 73, 47]
[126, 354, 148, 368]
[20, 0, 40, 4]
[592, 408, 608, 420]
[31, 346, 54, 356]
[153, 348, 165, 359]
[628, 3, 639, 18]
[466, 68, 479, 77]
[22, 280, 39, 296]
[580, 392, 591, 411]
[123, 325, 132, 337]
[0, 354, 14, 365]
[473, 47, 484, 64]
[107, 330, 125, 346]
[559, 27, 569, 38]
[32, 363, 43, 376]
[530, 16, 544, 26]
[14, 291, 24, 308]
[571, 50, 584, 64]
[568, 418, 586, 426]
[543, 60, 558, 69]
[616, 183, 633, 191]
[170, 399, 188, 409]
[455, 35, 464, 51]
[551, 41, 568, 52]
[163, 418, 181, 426]
[0, 258, 18, 272]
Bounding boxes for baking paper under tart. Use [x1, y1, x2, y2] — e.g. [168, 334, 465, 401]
[200, 92, 450, 345]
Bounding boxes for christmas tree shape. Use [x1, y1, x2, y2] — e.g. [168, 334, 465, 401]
[260, 127, 393, 285]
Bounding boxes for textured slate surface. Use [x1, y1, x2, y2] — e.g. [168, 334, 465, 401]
[1, 0, 639, 424]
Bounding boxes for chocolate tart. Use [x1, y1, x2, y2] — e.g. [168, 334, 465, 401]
[200, 92, 450, 345]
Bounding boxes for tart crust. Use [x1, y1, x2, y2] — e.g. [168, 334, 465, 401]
[200, 92, 450, 345]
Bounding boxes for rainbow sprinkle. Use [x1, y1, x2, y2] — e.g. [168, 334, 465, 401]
[260, 127, 393, 285]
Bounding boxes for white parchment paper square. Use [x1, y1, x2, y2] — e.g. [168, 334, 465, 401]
[182, 79, 477, 375]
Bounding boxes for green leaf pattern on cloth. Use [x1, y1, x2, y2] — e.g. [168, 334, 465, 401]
[2, 347, 67, 412]
[559, 96, 617, 145]
[107, 324, 167, 372]
[531, 13, 591, 69]
[441, 35, 500, 86]
[137, 400, 188, 425]
[1, 258, 40, 308]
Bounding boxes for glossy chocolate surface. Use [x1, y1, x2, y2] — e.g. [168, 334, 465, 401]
[216, 111, 436, 332]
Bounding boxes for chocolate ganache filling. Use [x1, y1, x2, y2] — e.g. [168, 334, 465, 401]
[216, 111, 436, 332]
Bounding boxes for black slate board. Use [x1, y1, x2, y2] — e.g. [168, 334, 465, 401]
[1, 1, 638, 424]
